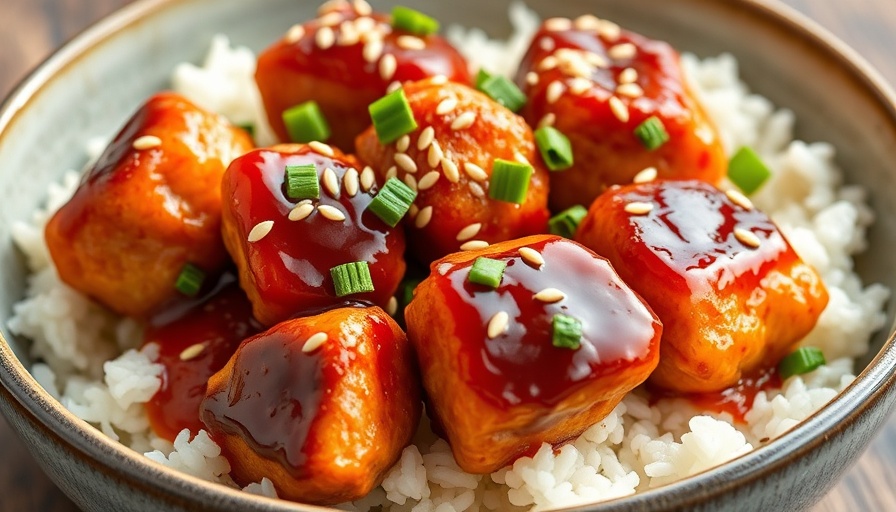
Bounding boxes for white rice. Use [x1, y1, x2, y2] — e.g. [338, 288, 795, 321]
[6, 4, 890, 511]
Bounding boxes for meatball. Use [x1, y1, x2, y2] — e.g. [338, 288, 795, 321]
[45, 92, 254, 318]
[405, 235, 661, 473]
[221, 143, 406, 326]
[356, 79, 551, 263]
[200, 306, 421, 504]
[575, 180, 829, 393]
[256, 1, 472, 151]
[516, 16, 727, 211]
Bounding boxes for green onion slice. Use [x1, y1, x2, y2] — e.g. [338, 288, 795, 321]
[535, 126, 574, 171]
[282, 101, 331, 143]
[367, 177, 417, 227]
[552, 314, 583, 350]
[331, 261, 375, 297]
[369, 89, 418, 145]
[175, 263, 205, 297]
[779, 347, 826, 379]
[391, 6, 440, 36]
[488, 159, 533, 204]
[478, 76, 526, 112]
[633, 116, 670, 151]
[468, 257, 506, 288]
[285, 164, 319, 200]
[728, 146, 772, 195]
[475, 69, 492, 89]
[236, 122, 255, 138]
[548, 205, 588, 239]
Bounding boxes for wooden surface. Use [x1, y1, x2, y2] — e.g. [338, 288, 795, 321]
[1, 0, 895, 510]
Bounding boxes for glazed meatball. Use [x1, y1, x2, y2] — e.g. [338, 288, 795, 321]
[256, 1, 472, 151]
[405, 235, 661, 473]
[201, 306, 421, 504]
[45, 92, 254, 318]
[516, 16, 726, 211]
[356, 79, 551, 263]
[575, 180, 829, 393]
[220, 143, 406, 326]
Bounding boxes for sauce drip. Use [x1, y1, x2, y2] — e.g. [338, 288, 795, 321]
[654, 368, 782, 424]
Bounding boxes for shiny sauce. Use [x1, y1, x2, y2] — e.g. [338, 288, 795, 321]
[654, 368, 782, 423]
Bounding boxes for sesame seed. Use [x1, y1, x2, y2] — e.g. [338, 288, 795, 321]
[460, 240, 490, 251]
[469, 182, 485, 197]
[519, 247, 545, 269]
[533, 288, 566, 303]
[415, 206, 433, 228]
[394, 152, 418, 173]
[538, 113, 556, 128]
[735, 227, 761, 248]
[451, 112, 477, 131]
[539, 37, 556, 52]
[308, 141, 335, 156]
[436, 97, 458, 115]
[323, 167, 340, 198]
[417, 126, 435, 150]
[585, 52, 609, 68]
[430, 75, 448, 85]
[598, 20, 621, 41]
[132, 135, 162, 150]
[538, 56, 558, 72]
[288, 202, 315, 221]
[526, 72, 539, 86]
[353, 0, 372, 16]
[464, 162, 488, 182]
[179, 343, 205, 361]
[344, 168, 360, 197]
[379, 54, 397, 81]
[362, 39, 383, 63]
[403, 173, 418, 191]
[248, 220, 274, 242]
[456, 223, 482, 241]
[354, 16, 376, 34]
[385, 166, 398, 180]
[317, 0, 347, 16]
[726, 189, 754, 210]
[633, 167, 658, 183]
[441, 157, 460, 183]
[546, 81, 565, 104]
[568, 77, 592, 95]
[609, 96, 630, 123]
[487, 311, 509, 339]
[428, 140, 444, 167]
[386, 81, 402, 93]
[318, 11, 343, 27]
[337, 22, 360, 46]
[515, 152, 530, 165]
[315, 26, 336, 49]
[418, 171, 440, 190]
[285, 24, 305, 43]
[396, 134, 410, 152]
[616, 82, 644, 98]
[386, 296, 398, 316]
[545, 17, 572, 32]
[608, 42, 637, 60]
[409, 204, 419, 217]
[624, 202, 653, 215]
[317, 205, 346, 221]
[619, 67, 639, 84]
[302, 332, 328, 353]
[574, 14, 602, 31]
[397, 35, 426, 50]
[360, 166, 376, 191]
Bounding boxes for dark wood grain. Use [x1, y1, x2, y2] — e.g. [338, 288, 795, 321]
[0, 0, 894, 511]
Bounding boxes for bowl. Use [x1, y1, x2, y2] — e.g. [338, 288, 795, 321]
[1, 0, 895, 510]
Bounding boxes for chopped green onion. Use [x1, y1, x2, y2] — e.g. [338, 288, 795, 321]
[552, 314, 582, 350]
[475, 69, 492, 89]
[236, 122, 255, 138]
[282, 101, 331, 143]
[488, 159, 533, 204]
[284, 164, 319, 200]
[330, 261, 375, 297]
[369, 89, 418, 144]
[468, 257, 506, 288]
[478, 75, 527, 112]
[633, 116, 669, 151]
[548, 205, 588, 239]
[391, 6, 440, 36]
[779, 347, 826, 379]
[535, 126, 574, 171]
[401, 278, 421, 307]
[367, 177, 418, 227]
[175, 263, 205, 296]
[728, 146, 772, 195]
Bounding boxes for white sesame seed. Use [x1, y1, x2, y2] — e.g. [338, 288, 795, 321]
[633, 167, 658, 183]
[436, 97, 458, 116]
[456, 223, 482, 241]
[428, 140, 444, 167]
[317, 205, 346, 221]
[317, 0, 347, 16]
[430, 75, 448, 85]
[519, 247, 545, 269]
[545, 17, 572, 32]
[526, 72, 539, 86]
[619, 67, 639, 84]
[319, 11, 344, 26]
[533, 288, 566, 303]
[451, 112, 477, 131]
[539, 37, 556, 52]
[609, 96, 630, 123]
[386, 296, 398, 316]
[403, 173, 418, 191]
[409, 204, 419, 218]
[308, 141, 335, 156]
[441, 157, 460, 183]
[726, 189, 755, 210]
[625, 202, 654, 215]
[337, 22, 360, 46]
[288, 202, 315, 221]
[354, 16, 376, 35]
[415, 206, 433, 228]
[360, 166, 376, 191]
[302, 332, 328, 353]
[248, 220, 275, 242]
[315, 26, 336, 49]
[285, 24, 305, 43]
[546, 81, 565, 104]
[323, 167, 340, 198]
[379, 54, 397, 81]
[616, 82, 644, 98]
[464, 162, 488, 182]
[343, 168, 360, 197]
[417, 126, 435, 150]
[537, 56, 558, 72]
[735, 227, 761, 248]
[386, 81, 402, 93]
[568, 77, 592, 95]
[574, 14, 602, 31]
[608, 42, 637, 60]
[353, 0, 372, 16]
[585, 52, 609, 68]
[417, 171, 440, 190]
[598, 20, 621, 41]
[515, 152, 530, 165]
[460, 240, 490, 251]
[487, 311, 509, 339]
[397, 35, 426, 50]
[179, 343, 205, 361]
[362, 39, 383, 63]
[132, 135, 162, 150]
[385, 166, 398, 180]
[469, 181, 485, 197]
[394, 153, 418, 173]
[538, 112, 556, 128]
[396, 134, 410, 153]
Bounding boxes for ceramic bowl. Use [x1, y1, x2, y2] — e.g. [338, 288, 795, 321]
[1, 0, 895, 511]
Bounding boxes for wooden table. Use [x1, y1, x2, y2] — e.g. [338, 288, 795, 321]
[2, 0, 895, 510]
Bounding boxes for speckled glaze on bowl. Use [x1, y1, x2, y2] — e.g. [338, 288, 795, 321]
[1, 0, 895, 511]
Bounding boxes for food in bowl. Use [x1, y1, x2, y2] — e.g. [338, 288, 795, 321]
[6, 1, 890, 510]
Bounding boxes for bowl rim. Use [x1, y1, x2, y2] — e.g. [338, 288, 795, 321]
[1, 0, 896, 510]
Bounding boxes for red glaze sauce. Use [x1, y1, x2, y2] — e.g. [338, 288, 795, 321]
[433, 236, 660, 409]
[654, 368, 782, 423]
